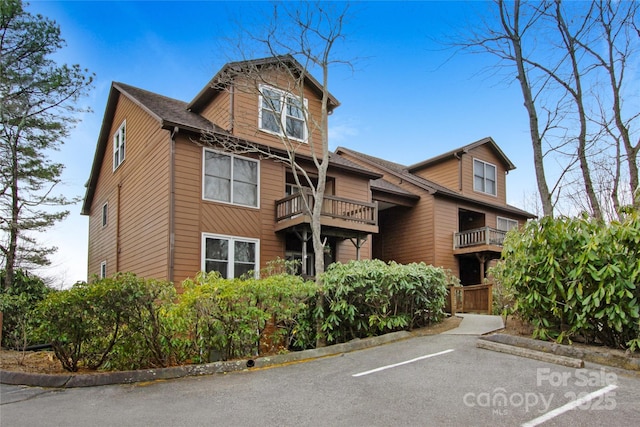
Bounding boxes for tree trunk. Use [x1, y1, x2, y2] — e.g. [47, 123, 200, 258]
[503, 0, 554, 217]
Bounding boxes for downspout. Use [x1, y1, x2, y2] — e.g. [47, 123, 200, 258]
[116, 183, 121, 272]
[169, 126, 178, 283]
[229, 83, 235, 133]
[454, 151, 463, 192]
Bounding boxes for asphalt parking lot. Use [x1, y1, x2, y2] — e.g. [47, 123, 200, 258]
[2, 333, 639, 426]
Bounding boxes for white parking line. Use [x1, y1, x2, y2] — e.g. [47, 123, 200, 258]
[521, 384, 618, 427]
[352, 349, 455, 377]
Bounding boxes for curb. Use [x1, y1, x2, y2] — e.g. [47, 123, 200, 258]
[479, 333, 640, 371]
[476, 339, 584, 368]
[0, 330, 411, 388]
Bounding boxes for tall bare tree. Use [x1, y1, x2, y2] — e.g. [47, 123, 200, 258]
[461, 0, 556, 216]
[201, 2, 351, 346]
[576, 0, 640, 211]
[202, 2, 351, 285]
[458, 0, 639, 218]
[0, 0, 93, 289]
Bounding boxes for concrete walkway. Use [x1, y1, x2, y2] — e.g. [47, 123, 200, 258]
[442, 313, 504, 335]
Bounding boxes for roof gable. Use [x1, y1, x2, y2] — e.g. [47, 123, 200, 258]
[335, 145, 535, 218]
[187, 55, 340, 114]
[407, 137, 516, 172]
[81, 82, 220, 215]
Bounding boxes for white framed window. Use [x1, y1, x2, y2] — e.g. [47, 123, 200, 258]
[102, 202, 108, 227]
[259, 85, 308, 141]
[100, 261, 107, 279]
[473, 159, 497, 196]
[113, 120, 126, 170]
[203, 149, 259, 207]
[202, 233, 259, 279]
[497, 216, 518, 232]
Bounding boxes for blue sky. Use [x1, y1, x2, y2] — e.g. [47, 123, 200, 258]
[26, 0, 538, 287]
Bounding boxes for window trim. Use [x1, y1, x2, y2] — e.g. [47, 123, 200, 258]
[113, 120, 126, 171]
[100, 261, 107, 279]
[201, 233, 260, 279]
[473, 158, 497, 196]
[202, 148, 260, 208]
[497, 216, 519, 232]
[258, 84, 308, 142]
[101, 202, 108, 227]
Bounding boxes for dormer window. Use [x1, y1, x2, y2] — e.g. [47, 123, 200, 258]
[473, 159, 497, 196]
[259, 85, 307, 141]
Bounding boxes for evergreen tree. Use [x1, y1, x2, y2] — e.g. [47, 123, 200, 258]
[0, 0, 93, 288]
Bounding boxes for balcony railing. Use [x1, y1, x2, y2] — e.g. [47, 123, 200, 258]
[454, 226, 507, 249]
[275, 190, 377, 226]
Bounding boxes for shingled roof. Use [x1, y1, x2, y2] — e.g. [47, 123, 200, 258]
[407, 136, 516, 172]
[114, 82, 223, 134]
[335, 146, 534, 218]
[82, 80, 372, 215]
[187, 55, 340, 114]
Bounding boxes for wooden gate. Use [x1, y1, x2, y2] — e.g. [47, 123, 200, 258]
[445, 284, 493, 315]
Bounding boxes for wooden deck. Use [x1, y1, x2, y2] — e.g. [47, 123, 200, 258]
[453, 227, 506, 255]
[274, 190, 378, 234]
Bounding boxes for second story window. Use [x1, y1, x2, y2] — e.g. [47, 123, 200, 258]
[259, 85, 307, 141]
[497, 216, 518, 232]
[473, 159, 497, 196]
[102, 203, 108, 227]
[203, 149, 259, 207]
[113, 120, 126, 170]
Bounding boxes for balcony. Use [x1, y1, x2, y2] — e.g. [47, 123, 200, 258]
[275, 190, 378, 235]
[453, 226, 507, 255]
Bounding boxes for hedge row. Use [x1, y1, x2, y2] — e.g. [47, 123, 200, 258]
[319, 260, 449, 344]
[491, 210, 640, 351]
[20, 259, 449, 372]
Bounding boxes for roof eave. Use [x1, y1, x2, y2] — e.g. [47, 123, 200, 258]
[81, 84, 121, 215]
[407, 137, 516, 172]
[187, 56, 340, 113]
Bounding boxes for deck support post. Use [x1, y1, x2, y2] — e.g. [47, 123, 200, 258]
[349, 234, 367, 260]
[475, 252, 488, 281]
[294, 228, 312, 276]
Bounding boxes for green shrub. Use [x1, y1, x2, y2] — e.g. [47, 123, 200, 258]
[319, 259, 448, 344]
[494, 211, 640, 350]
[0, 269, 52, 350]
[178, 271, 316, 362]
[104, 275, 186, 371]
[36, 273, 180, 371]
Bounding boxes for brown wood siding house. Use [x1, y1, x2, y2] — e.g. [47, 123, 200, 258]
[82, 56, 381, 284]
[83, 56, 533, 286]
[336, 137, 535, 285]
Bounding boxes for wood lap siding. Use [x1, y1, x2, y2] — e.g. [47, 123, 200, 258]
[337, 151, 435, 266]
[87, 95, 171, 279]
[230, 76, 325, 160]
[413, 157, 460, 191]
[112, 99, 171, 278]
[200, 91, 231, 131]
[332, 170, 374, 261]
[258, 160, 286, 266]
[87, 181, 117, 278]
[432, 199, 459, 272]
[462, 145, 508, 204]
[171, 137, 201, 282]
[172, 141, 287, 283]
